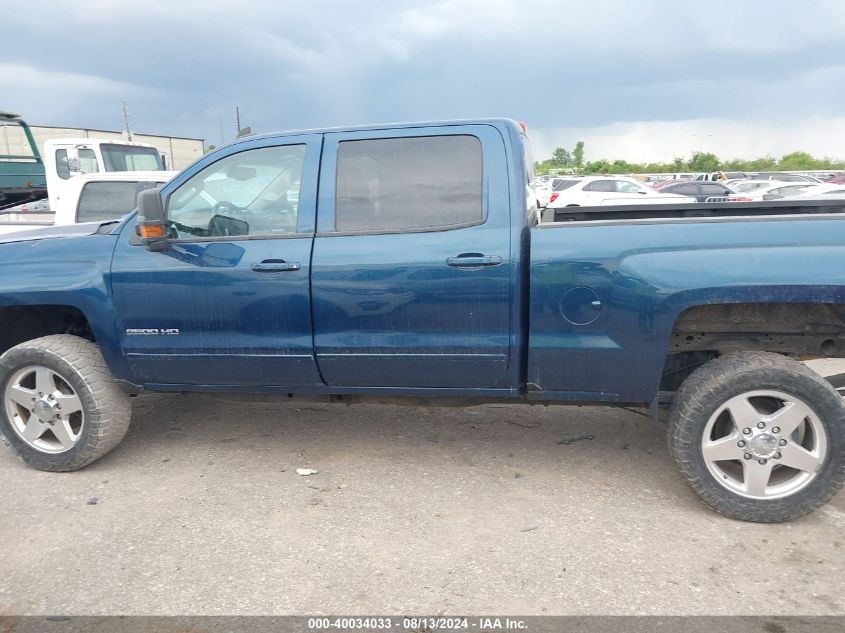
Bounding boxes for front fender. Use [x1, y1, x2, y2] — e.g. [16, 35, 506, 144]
[0, 234, 129, 381]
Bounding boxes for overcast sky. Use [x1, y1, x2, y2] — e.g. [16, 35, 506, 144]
[4, 0, 845, 162]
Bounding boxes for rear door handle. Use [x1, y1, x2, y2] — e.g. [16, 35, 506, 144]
[251, 260, 301, 272]
[446, 254, 503, 268]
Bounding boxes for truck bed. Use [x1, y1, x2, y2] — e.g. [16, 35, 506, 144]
[529, 209, 845, 403]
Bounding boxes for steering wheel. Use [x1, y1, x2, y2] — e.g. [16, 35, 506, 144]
[212, 201, 252, 217]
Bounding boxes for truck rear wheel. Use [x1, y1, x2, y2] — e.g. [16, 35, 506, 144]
[0, 335, 131, 471]
[668, 351, 845, 522]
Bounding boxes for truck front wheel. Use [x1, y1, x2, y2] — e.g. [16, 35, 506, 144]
[0, 335, 131, 471]
[669, 351, 845, 522]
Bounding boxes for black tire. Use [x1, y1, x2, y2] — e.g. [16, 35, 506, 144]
[0, 335, 131, 471]
[669, 351, 845, 522]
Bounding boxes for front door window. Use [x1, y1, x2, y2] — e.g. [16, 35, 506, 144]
[167, 145, 306, 239]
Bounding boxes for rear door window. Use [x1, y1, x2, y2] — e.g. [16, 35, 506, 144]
[671, 183, 700, 195]
[552, 179, 580, 191]
[615, 180, 645, 193]
[700, 183, 728, 195]
[334, 135, 482, 232]
[585, 180, 616, 193]
[76, 181, 159, 222]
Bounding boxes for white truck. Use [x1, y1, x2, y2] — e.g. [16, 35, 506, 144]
[0, 171, 176, 235]
[42, 138, 167, 211]
[0, 135, 174, 233]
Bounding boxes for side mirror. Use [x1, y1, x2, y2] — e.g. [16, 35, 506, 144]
[136, 188, 167, 249]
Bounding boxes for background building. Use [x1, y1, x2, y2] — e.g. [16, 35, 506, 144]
[28, 125, 205, 170]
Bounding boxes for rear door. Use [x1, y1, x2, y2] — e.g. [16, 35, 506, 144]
[311, 125, 514, 389]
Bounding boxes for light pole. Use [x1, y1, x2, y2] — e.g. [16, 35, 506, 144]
[692, 133, 712, 154]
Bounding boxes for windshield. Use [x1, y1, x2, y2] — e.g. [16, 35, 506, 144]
[100, 144, 164, 171]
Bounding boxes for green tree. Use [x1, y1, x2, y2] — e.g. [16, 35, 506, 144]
[584, 159, 611, 174]
[609, 159, 635, 174]
[744, 156, 777, 171]
[534, 147, 843, 177]
[689, 151, 720, 172]
[572, 141, 585, 169]
[552, 147, 572, 168]
[778, 151, 822, 170]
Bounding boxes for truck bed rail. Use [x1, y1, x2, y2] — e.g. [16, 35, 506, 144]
[543, 199, 845, 223]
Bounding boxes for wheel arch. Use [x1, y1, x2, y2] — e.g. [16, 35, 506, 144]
[658, 297, 845, 392]
[0, 304, 131, 388]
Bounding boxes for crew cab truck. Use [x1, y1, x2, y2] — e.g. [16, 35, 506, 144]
[1, 118, 844, 524]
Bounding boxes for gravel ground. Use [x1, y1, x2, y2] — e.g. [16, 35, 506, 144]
[1, 388, 844, 616]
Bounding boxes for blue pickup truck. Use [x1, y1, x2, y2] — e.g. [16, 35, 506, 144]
[1, 119, 844, 523]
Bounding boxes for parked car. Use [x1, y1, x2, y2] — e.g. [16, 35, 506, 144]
[825, 174, 845, 184]
[789, 183, 845, 198]
[740, 183, 812, 200]
[655, 180, 739, 202]
[2, 118, 845, 525]
[530, 179, 552, 208]
[730, 180, 774, 194]
[547, 176, 696, 207]
[751, 172, 823, 183]
[643, 173, 700, 183]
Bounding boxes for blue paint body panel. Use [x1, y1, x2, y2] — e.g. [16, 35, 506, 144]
[110, 133, 323, 386]
[528, 216, 845, 402]
[311, 125, 517, 388]
[1, 118, 844, 405]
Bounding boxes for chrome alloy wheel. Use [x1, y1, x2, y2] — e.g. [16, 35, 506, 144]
[3, 365, 85, 454]
[701, 390, 827, 500]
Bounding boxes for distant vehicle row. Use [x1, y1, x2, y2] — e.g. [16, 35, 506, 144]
[530, 174, 845, 209]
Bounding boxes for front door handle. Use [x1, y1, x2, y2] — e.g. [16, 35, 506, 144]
[446, 254, 503, 268]
[251, 260, 301, 273]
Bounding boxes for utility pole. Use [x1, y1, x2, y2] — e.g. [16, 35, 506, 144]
[692, 133, 711, 154]
[121, 101, 133, 141]
[235, 106, 241, 136]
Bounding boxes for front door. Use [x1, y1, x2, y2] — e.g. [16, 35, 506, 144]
[311, 126, 514, 389]
[111, 135, 323, 387]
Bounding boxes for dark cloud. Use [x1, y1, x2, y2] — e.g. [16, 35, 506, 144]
[3, 0, 844, 151]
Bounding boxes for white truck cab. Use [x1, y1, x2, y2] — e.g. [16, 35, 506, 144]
[43, 138, 167, 211]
